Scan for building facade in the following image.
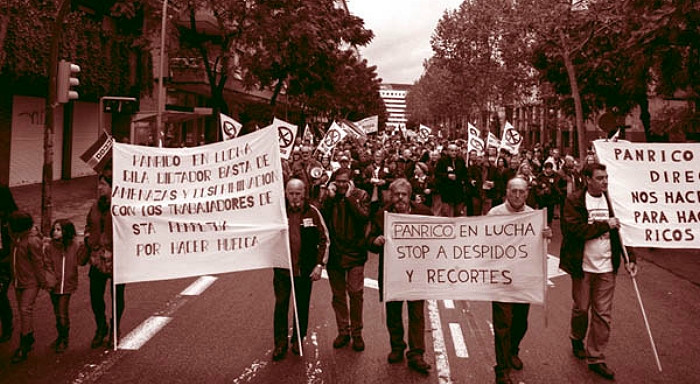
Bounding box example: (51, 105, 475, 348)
(380, 83, 410, 130)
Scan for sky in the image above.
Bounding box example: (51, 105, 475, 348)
(346, 0, 464, 85)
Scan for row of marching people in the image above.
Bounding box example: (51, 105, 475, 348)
(0, 163, 122, 363)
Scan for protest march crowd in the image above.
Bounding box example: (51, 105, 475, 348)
(0, 127, 639, 384)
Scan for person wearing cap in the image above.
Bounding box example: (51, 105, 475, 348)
(535, 161, 562, 225)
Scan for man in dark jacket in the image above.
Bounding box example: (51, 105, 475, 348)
(272, 178, 329, 361)
(434, 143, 466, 217)
(368, 178, 432, 374)
(322, 168, 371, 351)
(559, 162, 638, 381)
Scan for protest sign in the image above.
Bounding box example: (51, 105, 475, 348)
(111, 127, 290, 284)
(418, 124, 432, 141)
(499, 122, 522, 155)
(262, 117, 297, 160)
(383, 211, 547, 303)
(220, 113, 242, 141)
(593, 140, 700, 248)
(354, 115, 379, 134)
(316, 122, 347, 154)
(467, 123, 485, 155)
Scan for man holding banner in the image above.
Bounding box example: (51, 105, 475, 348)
(367, 178, 432, 375)
(559, 163, 638, 381)
(488, 177, 552, 384)
(272, 179, 329, 360)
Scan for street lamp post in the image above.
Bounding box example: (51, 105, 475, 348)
(156, 0, 168, 147)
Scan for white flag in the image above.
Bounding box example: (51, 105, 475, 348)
(419, 124, 432, 141)
(262, 117, 298, 160)
(499, 122, 522, 155)
(317, 122, 348, 154)
(487, 132, 500, 148)
(467, 123, 485, 155)
(220, 113, 242, 141)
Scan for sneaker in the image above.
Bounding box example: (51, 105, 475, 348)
(387, 350, 404, 364)
(589, 362, 615, 380)
(407, 355, 431, 375)
(571, 339, 586, 359)
(333, 334, 351, 349)
(510, 355, 523, 370)
(272, 345, 287, 361)
(351, 336, 365, 352)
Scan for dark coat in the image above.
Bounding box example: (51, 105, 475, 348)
(434, 156, 467, 204)
(559, 189, 635, 278)
(321, 186, 371, 269)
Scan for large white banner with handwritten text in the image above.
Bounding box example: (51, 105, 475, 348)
(112, 128, 290, 284)
(593, 140, 700, 248)
(384, 211, 546, 303)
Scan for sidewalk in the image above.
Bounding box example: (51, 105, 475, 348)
(10, 176, 97, 236)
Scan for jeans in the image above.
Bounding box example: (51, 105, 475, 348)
(386, 300, 426, 358)
(89, 267, 125, 332)
(570, 272, 616, 364)
(492, 301, 530, 371)
(15, 286, 39, 335)
(327, 265, 364, 336)
(50, 293, 71, 330)
(273, 268, 313, 348)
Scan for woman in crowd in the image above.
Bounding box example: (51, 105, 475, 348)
(45, 219, 80, 353)
(410, 162, 433, 207)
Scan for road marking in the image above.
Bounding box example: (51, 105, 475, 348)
(306, 331, 323, 383)
(320, 270, 379, 290)
(443, 300, 455, 309)
(428, 300, 452, 384)
(448, 323, 469, 358)
(119, 316, 172, 350)
(181, 275, 218, 296)
(486, 320, 494, 336)
(232, 358, 269, 384)
(547, 254, 567, 287)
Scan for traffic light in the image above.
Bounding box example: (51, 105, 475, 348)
(57, 59, 80, 103)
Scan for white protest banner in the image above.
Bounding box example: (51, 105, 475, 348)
(467, 123, 485, 155)
(316, 121, 347, 154)
(263, 117, 298, 160)
(111, 127, 290, 284)
(303, 124, 314, 144)
(384, 211, 547, 303)
(220, 113, 242, 141)
(499, 122, 522, 154)
(354, 115, 379, 134)
(593, 140, 700, 248)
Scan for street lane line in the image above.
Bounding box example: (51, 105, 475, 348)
(119, 316, 172, 350)
(443, 300, 455, 309)
(306, 331, 323, 383)
(180, 275, 218, 296)
(428, 300, 452, 384)
(448, 323, 469, 358)
(321, 270, 379, 290)
(232, 358, 269, 384)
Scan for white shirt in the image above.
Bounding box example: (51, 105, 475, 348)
(583, 193, 613, 273)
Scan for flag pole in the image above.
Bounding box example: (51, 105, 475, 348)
(604, 192, 662, 372)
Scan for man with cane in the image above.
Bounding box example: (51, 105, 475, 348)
(559, 162, 638, 380)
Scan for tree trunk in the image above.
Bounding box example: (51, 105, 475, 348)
(559, 29, 586, 158)
(638, 95, 653, 142)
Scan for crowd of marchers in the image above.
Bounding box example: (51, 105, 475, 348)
(277, 131, 636, 383)
(0, 130, 637, 383)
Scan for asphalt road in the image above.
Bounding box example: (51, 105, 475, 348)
(3, 177, 699, 383)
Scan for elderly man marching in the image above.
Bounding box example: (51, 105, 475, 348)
(272, 178, 329, 361)
(367, 178, 433, 374)
(487, 177, 552, 384)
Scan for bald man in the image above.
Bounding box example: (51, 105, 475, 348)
(488, 177, 552, 384)
(272, 178, 329, 361)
